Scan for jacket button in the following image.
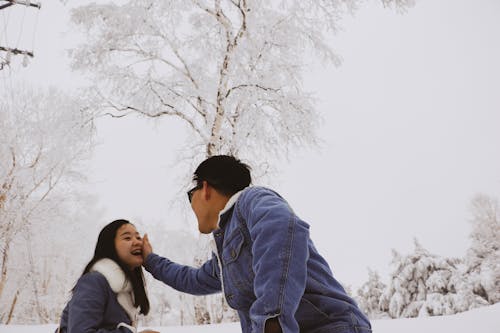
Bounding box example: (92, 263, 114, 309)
(231, 249, 237, 258)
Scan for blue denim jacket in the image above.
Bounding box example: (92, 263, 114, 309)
(145, 186, 371, 333)
(57, 272, 134, 333)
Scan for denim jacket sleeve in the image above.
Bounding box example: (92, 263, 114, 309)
(67, 273, 132, 333)
(144, 253, 221, 295)
(237, 187, 310, 333)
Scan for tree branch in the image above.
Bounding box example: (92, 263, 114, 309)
(147, 82, 207, 140)
(225, 83, 280, 99)
(148, 78, 209, 119)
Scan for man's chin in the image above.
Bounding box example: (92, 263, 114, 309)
(198, 225, 214, 234)
(198, 228, 210, 234)
(198, 220, 216, 234)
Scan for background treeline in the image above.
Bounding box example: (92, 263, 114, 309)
(355, 194, 499, 319)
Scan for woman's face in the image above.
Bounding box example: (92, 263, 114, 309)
(115, 223, 143, 270)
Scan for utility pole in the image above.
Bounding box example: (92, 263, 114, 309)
(0, 0, 42, 70)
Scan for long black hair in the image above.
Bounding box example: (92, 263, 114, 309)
(79, 219, 150, 315)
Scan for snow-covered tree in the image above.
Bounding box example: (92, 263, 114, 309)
(69, 0, 415, 166)
(379, 239, 465, 318)
(0, 84, 98, 323)
(377, 237, 494, 319)
(356, 268, 387, 319)
(465, 194, 500, 304)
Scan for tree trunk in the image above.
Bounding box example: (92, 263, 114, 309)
(5, 289, 19, 324)
(0, 241, 10, 301)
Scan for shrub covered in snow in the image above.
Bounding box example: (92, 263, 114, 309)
(356, 268, 388, 319)
(378, 239, 463, 318)
(465, 194, 500, 305)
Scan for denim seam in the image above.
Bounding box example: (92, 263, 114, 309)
(234, 204, 256, 285)
(300, 297, 331, 320)
(278, 211, 295, 312)
(309, 274, 331, 295)
(223, 227, 242, 244)
(350, 312, 373, 332)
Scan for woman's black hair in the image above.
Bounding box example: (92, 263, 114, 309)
(79, 219, 150, 315)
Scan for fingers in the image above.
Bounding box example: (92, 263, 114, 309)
(142, 233, 153, 260)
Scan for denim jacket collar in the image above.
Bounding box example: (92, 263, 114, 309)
(217, 189, 244, 228)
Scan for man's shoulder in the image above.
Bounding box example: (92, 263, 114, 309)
(239, 186, 278, 198)
(236, 186, 283, 207)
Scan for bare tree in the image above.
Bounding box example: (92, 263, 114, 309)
(0, 84, 97, 323)
(70, 0, 414, 164)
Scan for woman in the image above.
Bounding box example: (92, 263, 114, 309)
(56, 219, 158, 333)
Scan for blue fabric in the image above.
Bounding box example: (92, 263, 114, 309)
(145, 186, 371, 333)
(57, 272, 133, 333)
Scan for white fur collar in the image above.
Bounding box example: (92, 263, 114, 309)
(91, 258, 140, 326)
(91, 258, 130, 293)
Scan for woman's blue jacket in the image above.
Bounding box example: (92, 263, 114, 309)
(57, 260, 136, 333)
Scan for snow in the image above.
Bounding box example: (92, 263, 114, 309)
(1, 303, 499, 333)
(373, 303, 500, 333)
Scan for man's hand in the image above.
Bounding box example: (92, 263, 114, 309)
(142, 233, 153, 261)
(265, 317, 282, 333)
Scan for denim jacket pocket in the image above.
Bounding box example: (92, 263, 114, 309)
(222, 229, 245, 264)
(221, 229, 255, 308)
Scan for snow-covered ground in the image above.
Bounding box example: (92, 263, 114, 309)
(1, 303, 498, 333)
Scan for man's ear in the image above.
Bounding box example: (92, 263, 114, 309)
(202, 180, 211, 200)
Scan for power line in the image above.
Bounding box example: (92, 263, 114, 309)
(0, 1, 41, 11)
(0, 0, 41, 70)
(0, 45, 33, 56)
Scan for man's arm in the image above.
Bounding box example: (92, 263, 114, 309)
(142, 234, 221, 295)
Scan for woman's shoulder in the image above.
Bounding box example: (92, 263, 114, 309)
(75, 259, 130, 294)
(79, 270, 108, 281)
(74, 271, 111, 293)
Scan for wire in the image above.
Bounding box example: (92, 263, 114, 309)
(29, 0, 38, 53)
(0, 59, 14, 102)
(1, 5, 12, 47)
(0, 2, 40, 71)
(0, 9, 11, 70)
(15, 1, 27, 47)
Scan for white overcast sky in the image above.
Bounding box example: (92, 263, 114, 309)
(2, 0, 500, 289)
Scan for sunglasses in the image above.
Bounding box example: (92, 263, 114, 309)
(187, 183, 203, 203)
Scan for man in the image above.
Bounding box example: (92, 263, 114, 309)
(142, 155, 371, 333)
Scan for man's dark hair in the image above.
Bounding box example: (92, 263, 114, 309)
(193, 155, 251, 196)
